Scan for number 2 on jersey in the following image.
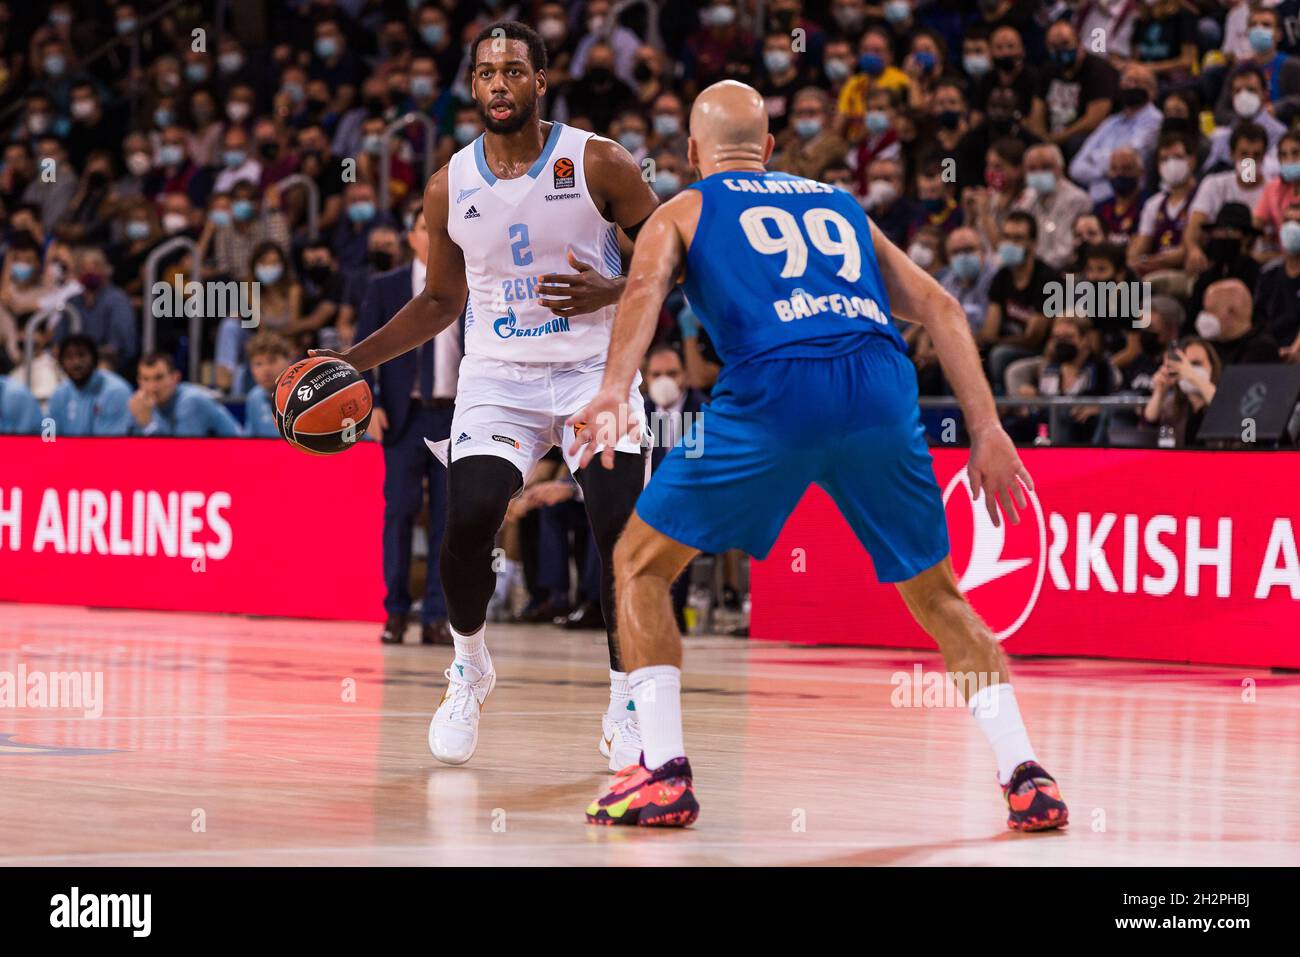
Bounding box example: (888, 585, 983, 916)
(738, 206, 861, 282)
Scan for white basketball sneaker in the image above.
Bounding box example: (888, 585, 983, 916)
(599, 711, 643, 772)
(428, 658, 496, 765)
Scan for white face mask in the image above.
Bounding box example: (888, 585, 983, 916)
(1177, 363, 1210, 395)
(1194, 311, 1222, 340)
(907, 242, 935, 269)
(162, 212, 188, 233)
(227, 101, 251, 123)
(866, 179, 899, 209)
(1159, 156, 1190, 187)
(1233, 90, 1262, 118)
(648, 375, 682, 408)
(126, 151, 152, 176)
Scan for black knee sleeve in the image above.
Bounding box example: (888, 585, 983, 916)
(576, 450, 647, 672)
(439, 455, 523, 634)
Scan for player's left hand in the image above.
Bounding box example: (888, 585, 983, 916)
(566, 386, 635, 471)
(538, 249, 621, 317)
(967, 422, 1033, 528)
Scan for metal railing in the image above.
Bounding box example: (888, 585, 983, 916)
(379, 113, 436, 218)
(141, 236, 201, 378)
(270, 173, 320, 241)
(919, 394, 1151, 445)
(23, 303, 83, 391)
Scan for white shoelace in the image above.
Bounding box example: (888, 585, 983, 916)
(441, 667, 485, 723)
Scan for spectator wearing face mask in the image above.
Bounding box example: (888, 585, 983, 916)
(965, 136, 1025, 253)
(23, 136, 78, 232)
(1141, 336, 1222, 446)
(1253, 201, 1300, 359)
(47, 334, 131, 437)
(332, 182, 396, 272)
(1129, 133, 1198, 290)
(299, 239, 353, 347)
(610, 111, 649, 165)
(1078, 242, 1142, 370)
(913, 158, 961, 234)
(758, 32, 810, 134)
(108, 198, 161, 299)
(647, 92, 689, 159)
(555, 44, 636, 134)
(59, 247, 137, 375)
(939, 226, 997, 336)
(1069, 64, 1163, 203)
(1014, 143, 1092, 270)
(836, 27, 909, 143)
(980, 211, 1062, 392)
(1006, 314, 1117, 446)
(1203, 65, 1286, 178)
(1213, 5, 1300, 125)
(851, 85, 902, 191)
(771, 89, 848, 181)
(861, 155, 917, 248)
(1185, 127, 1268, 276)
(1196, 278, 1280, 365)
(900, 29, 948, 116)
(1188, 203, 1261, 318)
(204, 181, 291, 280)
(975, 26, 1044, 131)
(1034, 19, 1117, 156)
(647, 150, 690, 202)
(65, 82, 117, 173)
(212, 125, 262, 196)
(1253, 130, 1300, 250)
(1094, 147, 1147, 249)
(1122, 294, 1185, 394)
(684, 0, 756, 94)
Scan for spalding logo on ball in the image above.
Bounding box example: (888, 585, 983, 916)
(274, 356, 372, 454)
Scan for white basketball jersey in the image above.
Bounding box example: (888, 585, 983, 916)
(447, 122, 623, 363)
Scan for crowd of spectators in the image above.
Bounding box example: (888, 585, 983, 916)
(1, 0, 1299, 450)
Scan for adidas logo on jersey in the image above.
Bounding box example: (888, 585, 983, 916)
(455, 432, 471, 444)
(463, 205, 480, 220)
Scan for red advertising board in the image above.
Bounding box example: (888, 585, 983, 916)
(0, 437, 386, 621)
(751, 449, 1300, 668)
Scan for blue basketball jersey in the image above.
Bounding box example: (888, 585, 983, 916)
(681, 170, 906, 368)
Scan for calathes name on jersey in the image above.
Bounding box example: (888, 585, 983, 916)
(722, 177, 834, 194)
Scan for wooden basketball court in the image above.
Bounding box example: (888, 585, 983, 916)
(2, 603, 1297, 866)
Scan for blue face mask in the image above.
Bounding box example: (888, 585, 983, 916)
(421, 25, 446, 46)
(1281, 220, 1300, 254)
(884, 1, 910, 24)
(154, 109, 174, 128)
(1281, 161, 1300, 183)
(652, 172, 681, 198)
(858, 53, 884, 77)
(411, 76, 435, 99)
(794, 118, 822, 139)
(315, 37, 339, 59)
(348, 201, 376, 223)
(1249, 26, 1275, 54)
(224, 149, 247, 168)
(10, 261, 35, 282)
(455, 123, 479, 145)
(210, 210, 233, 228)
(362, 134, 383, 155)
(654, 114, 680, 137)
(231, 198, 255, 221)
(159, 144, 184, 166)
(185, 63, 208, 83)
(255, 264, 284, 284)
(1027, 171, 1057, 194)
(116, 19, 137, 35)
(915, 50, 936, 72)
(619, 131, 645, 153)
(865, 111, 890, 135)
(126, 221, 150, 240)
(997, 241, 1026, 268)
(45, 54, 67, 76)
(949, 252, 982, 281)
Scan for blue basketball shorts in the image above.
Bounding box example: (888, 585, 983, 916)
(636, 343, 950, 583)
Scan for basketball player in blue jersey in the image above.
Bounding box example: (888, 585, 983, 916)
(570, 81, 1069, 831)
(312, 22, 659, 771)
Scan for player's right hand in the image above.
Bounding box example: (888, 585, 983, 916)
(566, 387, 634, 471)
(967, 423, 1033, 529)
(308, 348, 351, 364)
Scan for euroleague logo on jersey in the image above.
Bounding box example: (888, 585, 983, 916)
(942, 468, 1046, 640)
(553, 157, 575, 189)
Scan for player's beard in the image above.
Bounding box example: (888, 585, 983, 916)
(478, 94, 536, 135)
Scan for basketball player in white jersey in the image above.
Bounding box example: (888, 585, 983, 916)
(313, 21, 659, 770)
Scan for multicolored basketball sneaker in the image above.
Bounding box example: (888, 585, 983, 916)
(1003, 761, 1068, 831)
(586, 756, 699, 827)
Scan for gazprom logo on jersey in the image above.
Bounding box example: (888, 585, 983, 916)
(775, 288, 889, 325)
(493, 306, 571, 339)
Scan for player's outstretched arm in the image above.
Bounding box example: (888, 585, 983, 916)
(311, 169, 467, 372)
(566, 191, 697, 470)
(871, 221, 1032, 527)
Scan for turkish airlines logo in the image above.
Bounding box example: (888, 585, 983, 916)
(942, 468, 1046, 640)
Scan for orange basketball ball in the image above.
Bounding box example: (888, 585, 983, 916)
(274, 357, 373, 454)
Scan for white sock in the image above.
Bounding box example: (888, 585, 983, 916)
(607, 669, 633, 722)
(630, 665, 685, 769)
(968, 682, 1038, 785)
(450, 623, 492, 676)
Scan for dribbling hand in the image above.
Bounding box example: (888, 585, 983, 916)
(566, 387, 636, 471)
(967, 422, 1033, 528)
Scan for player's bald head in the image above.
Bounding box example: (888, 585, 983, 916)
(687, 80, 774, 176)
